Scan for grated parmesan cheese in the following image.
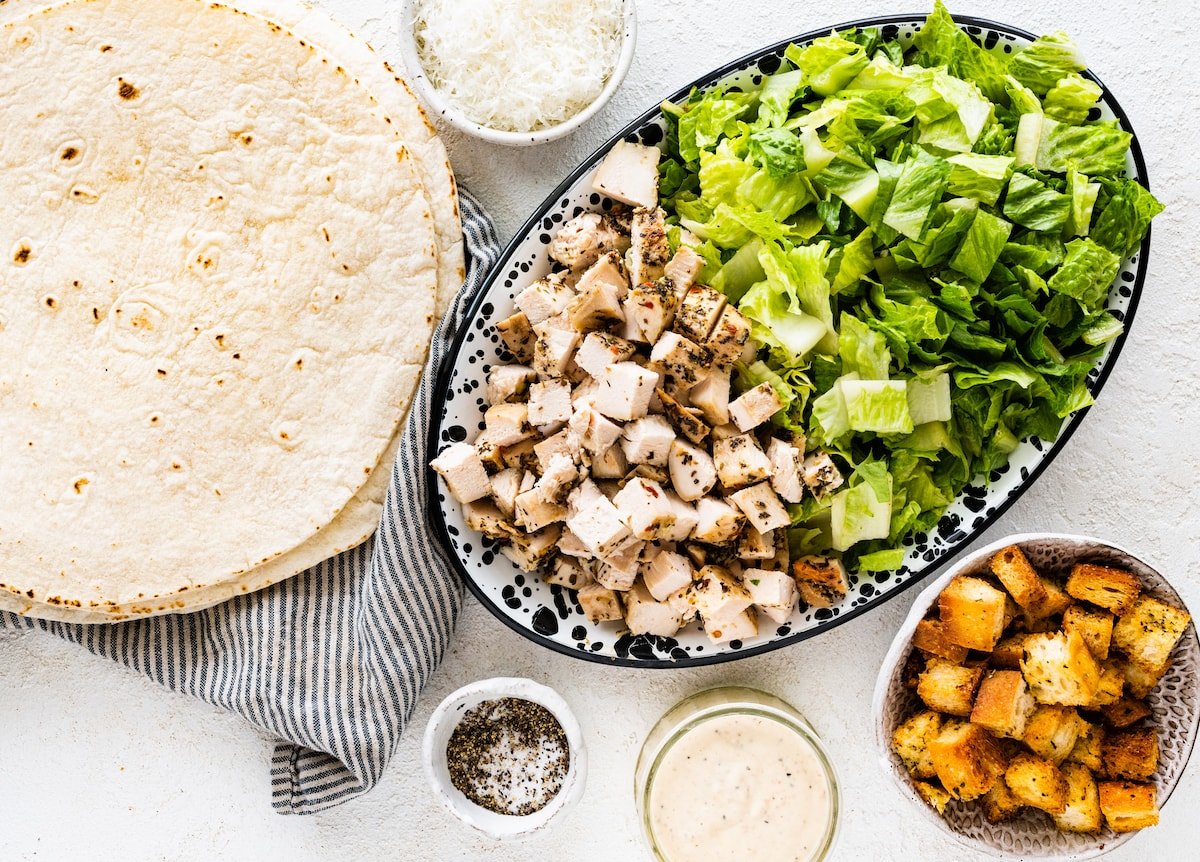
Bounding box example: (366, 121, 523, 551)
(413, 0, 624, 133)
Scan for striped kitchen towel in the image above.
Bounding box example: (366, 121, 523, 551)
(0, 190, 502, 814)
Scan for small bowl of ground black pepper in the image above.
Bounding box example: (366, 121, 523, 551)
(423, 677, 587, 839)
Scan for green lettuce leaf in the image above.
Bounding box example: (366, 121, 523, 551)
(1046, 237, 1120, 305)
(946, 153, 1014, 206)
(912, 0, 1011, 103)
(1035, 117, 1132, 176)
(758, 69, 806, 128)
(950, 209, 1013, 282)
(1090, 177, 1165, 257)
(1009, 31, 1085, 94)
(1065, 167, 1100, 237)
(1043, 73, 1102, 124)
(830, 461, 893, 551)
(842, 379, 914, 433)
(1003, 171, 1070, 232)
(883, 149, 951, 239)
(838, 313, 892, 379)
(787, 34, 870, 96)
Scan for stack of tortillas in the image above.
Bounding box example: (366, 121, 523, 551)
(0, 0, 463, 621)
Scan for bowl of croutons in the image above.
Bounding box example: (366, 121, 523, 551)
(873, 534, 1199, 859)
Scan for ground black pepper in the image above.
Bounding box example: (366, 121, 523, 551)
(445, 697, 569, 816)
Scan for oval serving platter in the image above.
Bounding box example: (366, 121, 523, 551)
(427, 14, 1152, 668)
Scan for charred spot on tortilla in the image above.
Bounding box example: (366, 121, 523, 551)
(116, 78, 139, 100)
(61, 146, 79, 161)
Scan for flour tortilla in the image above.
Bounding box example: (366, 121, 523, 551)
(0, 0, 439, 614)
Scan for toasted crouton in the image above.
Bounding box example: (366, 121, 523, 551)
(1123, 659, 1167, 699)
(1066, 720, 1105, 772)
(990, 545, 1049, 611)
(1063, 605, 1114, 660)
(913, 780, 952, 815)
(991, 633, 1029, 670)
(1102, 697, 1152, 729)
(1066, 563, 1141, 615)
(1029, 578, 1074, 621)
(918, 660, 985, 716)
(1021, 629, 1101, 705)
(1053, 763, 1102, 833)
(892, 710, 944, 779)
(1089, 661, 1125, 708)
(1005, 753, 1069, 814)
(971, 670, 1036, 739)
(939, 576, 1008, 651)
(1112, 595, 1192, 674)
(912, 617, 969, 663)
(1024, 705, 1083, 764)
(982, 776, 1024, 823)
(929, 722, 1009, 801)
(1101, 728, 1159, 780)
(1098, 780, 1159, 832)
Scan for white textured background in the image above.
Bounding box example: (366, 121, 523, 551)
(3, 0, 1199, 859)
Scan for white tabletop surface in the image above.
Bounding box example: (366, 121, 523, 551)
(3, 0, 1199, 858)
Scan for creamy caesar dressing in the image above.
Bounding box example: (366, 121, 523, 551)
(648, 713, 832, 862)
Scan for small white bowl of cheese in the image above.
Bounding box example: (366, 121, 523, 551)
(399, 0, 637, 146)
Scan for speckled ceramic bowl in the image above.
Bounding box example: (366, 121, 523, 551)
(427, 16, 1153, 667)
(873, 534, 1200, 860)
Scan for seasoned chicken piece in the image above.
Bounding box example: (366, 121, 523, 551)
(705, 608, 759, 644)
(485, 364, 537, 406)
(578, 582, 624, 623)
(659, 490, 699, 542)
(802, 452, 845, 498)
(792, 555, 849, 608)
(616, 297, 648, 344)
(549, 211, 629, 271)
(533, 427, 578, 472)
(728, 482, 791, 533)
(738, 527, 776, 561)
(613, 477, 677, 540)
(558, 526, 591, 558)
(644, 549, 696, 601)
(596, 539, 644, 591)
(765, 438, 805, 503)
(656, 387, 710, 444)
(500, 524, 561, 572)
(514, 272, 574, 324)
(665, 246, 706, 294)
(729, 382, 784, 432)
(591, 444, 628, 480)
(575, 331, 637, 377)
(629, 207, 671, 287)
(496, 311, 536, 363)
(568, 278, 624, 332)
(566, 492, 635, 558)
(692, 496, 746, 544)
(649, 331, 711, 392)
(621, 415, 676, 466)
(532, 323, 582, 379)
(568, 404, 623, 457)
(591, 361, 660, 421)
(591, 140, 661, 209)
(567, 478, 606, 515)
(473, 429, 508, 473)
(499, 438, 540, 473)
(744, 568, 798, 625)
(464, 500, 520, 542)
(489, 467, 523, 518)
(575, 250, 630, 298)
(706, 306, 752, 365)
(544, 555, 595, 590)
(713, 433, 772, 490)
(628, 278, 679, 343)
(430, 442, 492, 504)
(624, 580, 684, 637)
(686, 565, 753, 624)
(674, 285, 728, 343)
(668, 438, 718, 502)
(528, 379, 573, 431)
(689, 365, 732, 426)
(483, 403, 532, 447)
(514, 454, 578, 531)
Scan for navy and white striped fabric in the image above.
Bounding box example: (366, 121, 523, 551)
(0, 190, 501, 814)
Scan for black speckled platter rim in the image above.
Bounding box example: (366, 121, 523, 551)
(425, 13, 1153, 669)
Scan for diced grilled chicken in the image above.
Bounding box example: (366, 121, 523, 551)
(729, 382, 784, 432)
(765, 438, 805, 504)
(549, 211, 630, 270)
(689, 365, 732, 426)
(558, 526, 591, 558)
(656, 388, 710, 444)
(674, 285, 728, 343)
(624, 580, 684, 637)
(568, 404, 623, 457)
(532, 323, 582, 379)
(514, 454, 578, 531)
(544, 555, 595, 590)
(575, 250, 630, 299)
(744, 568, 798, 625)
(575, 331, 637, 377)
(430, 442, 492, 504)
(628, 277, 679, 344)
(629, 207, 671, 287)
(464, 500, 520, 542)
(728, 482, 791, 533)
(649, 331, 711, 392)
(802, 452, 845, 498)
(644, 549, 695, 601)
(596, 539, 643, 590)
(665, 246, 705, 294)
(792, 555, 849, 608)
(500, 524, 562, 572)
(590, 443, 629, 479)
(566, 492, 635, 559)
(474, 429, 508, 473)
(499, 438, 540, 473)
(489, 467, 523, 518)
(591, 140, 661, 210)
(704, 607, 759, 644)
(496, 311, 536, 363)
(660, 490, 699, 542)
(514, 272, 574, 324)
(738, 527, 776, 561)
(687, 565, 753, 624)
(668, 438, 718, 502)
(483, 403, 532, 447)
(692, 497, 746, 545)
(707, 305, 752, 365)
(620, 415, 676, 466)
(528, 379, 573, 431)
(485, 364, 537, 406)
(577, 582, 624, 623)
(613, 477, 677, 540)
(533, 427, 577, 473)
(591, 361, 660, 421)
(713, 434, 772, 490)
(615, 297, 648, 343)
(568, 278, 624, 331)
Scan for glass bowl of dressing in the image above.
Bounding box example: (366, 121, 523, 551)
(635, 687, 840, 862)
